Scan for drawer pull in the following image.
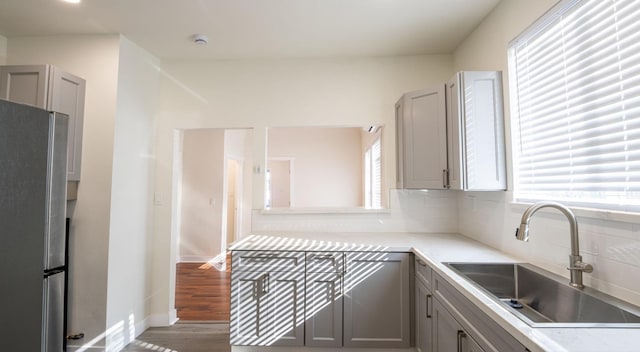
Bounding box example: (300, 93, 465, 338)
(417, 259, 428, 267)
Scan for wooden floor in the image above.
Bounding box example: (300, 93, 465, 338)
(175, 259, 231, 321)
(121, 260, 232, 351)
(121, 323, 231, 352)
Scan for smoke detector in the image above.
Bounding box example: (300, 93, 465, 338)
(192, 34, 209, 45)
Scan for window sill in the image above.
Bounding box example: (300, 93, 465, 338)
(509, 201, 640, 223)
(260, 207, 391, 215)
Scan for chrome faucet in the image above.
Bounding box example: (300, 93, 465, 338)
(515, 201, 593, 289)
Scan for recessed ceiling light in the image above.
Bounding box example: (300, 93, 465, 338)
(62, 0, 81, 4)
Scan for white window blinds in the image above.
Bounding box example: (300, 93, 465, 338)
(510, 0, 640, 211)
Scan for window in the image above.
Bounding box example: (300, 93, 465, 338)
(509, 0, 640, 211)
(364, 137, 382, 209)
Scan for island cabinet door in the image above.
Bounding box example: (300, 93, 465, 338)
(305, 272, 343, 347)
(230, 271, 304, 346)
(343, 252, 411, 348)
(266, 272, 305, 346)
(230, 271, 269, 345)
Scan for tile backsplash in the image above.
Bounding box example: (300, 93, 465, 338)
(252, 189, 458, 233)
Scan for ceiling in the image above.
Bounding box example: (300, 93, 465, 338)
(0, 0, 501, 60)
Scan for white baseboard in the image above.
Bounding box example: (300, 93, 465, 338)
(170, 308, 179, 325)
(147, 309, 179, 327)
(66, 318, 151, 352)
(65, 332, 106, 352)
(135, 317, 149, 338)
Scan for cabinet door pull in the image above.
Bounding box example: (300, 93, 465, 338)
(426, 294, 432, 318)
(262, 273, 270, 295)
(257, 273, 269, 297)
(442, 169, 451, 189)
(326, 281, 335, 301)
(457, 330, 466, 352)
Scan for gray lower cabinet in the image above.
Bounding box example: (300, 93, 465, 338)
(231, 250, 411, 348)
(415, 258, 433, 352)
(230, 251, 305, 346)
(305, 252, 344, 347)
(466, 334, 485, 352)
(433, 298, 485, 352)
(343, 252, 411, 348)
(432, 271, 530, 352)
(305, 272, 343, 347)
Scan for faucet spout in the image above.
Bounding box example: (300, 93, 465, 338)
(515, 201, 593, 289)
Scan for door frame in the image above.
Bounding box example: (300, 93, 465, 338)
(222, 155, 244, 251)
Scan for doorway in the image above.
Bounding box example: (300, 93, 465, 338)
(173, 128, 253, 322)
(267, 158, 293, 208)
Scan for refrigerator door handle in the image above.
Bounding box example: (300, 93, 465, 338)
(44, 113, 68, 270)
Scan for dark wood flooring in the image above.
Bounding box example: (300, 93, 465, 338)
(175, 259, 231, 322)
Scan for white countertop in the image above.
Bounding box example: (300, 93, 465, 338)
(231, 231, 640, 352)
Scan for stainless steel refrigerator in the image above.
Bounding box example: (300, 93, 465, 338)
(0, 99, 68, 352)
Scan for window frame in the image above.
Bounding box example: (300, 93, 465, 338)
(364, 135, 382, 209)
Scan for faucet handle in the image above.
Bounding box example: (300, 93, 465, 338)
(568, 261, 593, 273)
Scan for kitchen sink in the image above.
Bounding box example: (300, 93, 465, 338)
(445, 262, 640, 327)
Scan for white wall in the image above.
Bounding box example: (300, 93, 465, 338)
(105, 36, 160, 351)
(7, 35, 121, 348)
(179, 128, 225, 262)
(0, 35, 6, 64)
(453, 0, 640, 307)
(268, 127, 362, 207)
(150, 55, 457, 323)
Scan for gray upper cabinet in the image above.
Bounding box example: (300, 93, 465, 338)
(396, 85, 448, 189)
(446, 71, 506, 191)
(396, 71, 506, 191)
(343, 252, 411, 348)
(0, 65, 86, 181)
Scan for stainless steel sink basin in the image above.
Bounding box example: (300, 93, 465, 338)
(445, 262, 640, 327)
